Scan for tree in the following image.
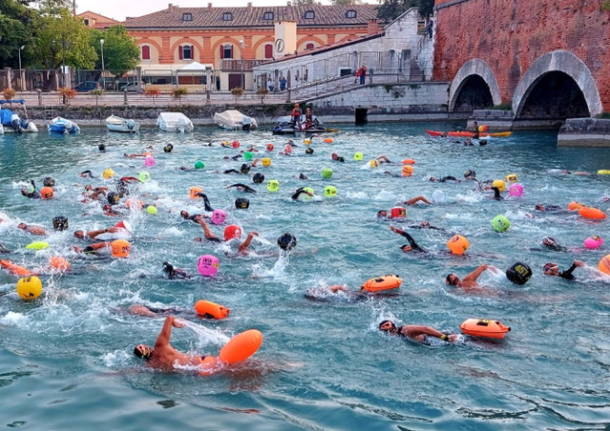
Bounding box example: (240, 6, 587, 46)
(0, 0, 36, 68)
(90, 26, 140, 77)
(30, 9, 97, 70)
(377, 0, 434, 20)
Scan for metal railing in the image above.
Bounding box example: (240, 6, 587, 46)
(221, 59, 270, 72)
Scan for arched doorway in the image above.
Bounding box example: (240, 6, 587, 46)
(452, 75, 494, 112)
(516, 71, 590, 120)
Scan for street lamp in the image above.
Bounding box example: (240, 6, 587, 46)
(100, 38, 105, 90)
(18, 45, 25, 91)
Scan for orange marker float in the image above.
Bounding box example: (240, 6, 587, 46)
(579, 207, 606, 220)
(401, 159, 416, 165)
(460, 318, 510, 339)
(598, 254, 610, 275)
(567, 201, 585, 211)
(0, 259, 33, 277)
(194, 300, 230, 319)
(361, 275, 402, 293)
(198, 329, 264, 376)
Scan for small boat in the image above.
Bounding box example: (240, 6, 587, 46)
(0, 123, 3, 134)
(213, 110, 257, 131)
(272, 115, 331, 135)
(426, 130, 512, 138)
(48, 117, 80, 135)
(106, 115, 140, 133)
(0, 108, 38, 133)
(157, 112, 194, 133)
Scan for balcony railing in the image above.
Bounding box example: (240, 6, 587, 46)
(221, 59, 270, 72)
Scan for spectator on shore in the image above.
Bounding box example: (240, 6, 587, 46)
(279, 75, 287, 91)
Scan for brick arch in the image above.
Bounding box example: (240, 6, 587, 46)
(252, 36, 274, 54)
(513, 50, 603, 117)
(448, 59, 501, 112)
(297, 35, 325, 50)
(336, 34, 358, 44)
(169, 37, 204, 60)
(211, 37, 243, 58)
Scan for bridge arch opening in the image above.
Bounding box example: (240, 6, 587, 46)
(452, 75, 494, 112)
(516, 71, 590, 120)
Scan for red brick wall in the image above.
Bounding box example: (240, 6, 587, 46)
(433, 0, 610, 112)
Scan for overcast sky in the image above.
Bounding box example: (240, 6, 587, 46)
(75, 0, 376, 22)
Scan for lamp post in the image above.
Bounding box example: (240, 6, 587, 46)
(18, 45, 25, 91)
(100, 38, 105, 90)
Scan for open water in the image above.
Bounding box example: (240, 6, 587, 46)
(0, 122, 609, 430)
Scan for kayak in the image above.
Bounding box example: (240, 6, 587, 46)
(426, 130, 512, 138)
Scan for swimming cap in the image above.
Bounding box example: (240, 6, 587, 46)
(111, 239, 131, 258)
(40, 187, 54, 199)
(464, 169, 476, 178)
(211, 209, 227, 225)
(368, 160, 379, 168)
(224, 225, 242, 241)
(43, 177, 56, 187)
(305, 148, 314, 155)
(267, 180, 280, 192)
(505, 173, 518, 183)
(266, 144, 274, 152)
(243, 151, 254, 161)
(283, 144, 293, 154)
(146, 205, 158, 215)
(240, 163, 251, 174)
(492, 179, 506, 192)
(194, 160, 205, 169)
(277, 233, 297, 251)
(323, 185, 337, 198)
(52, 216, 68, 231)
(231, 141, 240, 149)
(189, 186, 203, 199)
(262, 158, 272, 167)
(138, 171, 151, 182)
(235, 198, 250, 209)
(252, 173, 265, 184)
(107, 192, 120, 205)
(98, 144, 106, 152)
(144, 156, 156, 167)
(505, 262, 532, 285)
(324, 138, 334, 143)
(353, 152, 364, 161)
(490, 215, 511, 232)
(163, 144, 174, 153)
(321, 167, 333, 179)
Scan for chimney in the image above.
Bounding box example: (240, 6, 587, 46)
(168, 3, 173, 10)
(287, 1, 291, 6)
(247, 2, 252, 7)
(367, 18, 380, 34)
(208, 2, 212, 8)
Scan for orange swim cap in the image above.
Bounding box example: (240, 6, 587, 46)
(189, 186, 203, 200)
(40, 187, 54, 199)
(49, 256, 71, 271)
(111, 239, 131, 258)
(223, 225, 242, 241)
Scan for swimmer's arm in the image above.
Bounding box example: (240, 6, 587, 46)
(403, 325, 455, 341)
(462, 265, 489, 284)
(329, 285, 348, 293)
(560, 261, 584, 279)
(195, 218, 219, 241)
(238, 232, 258, 254)
(154, 316, 183, 349)
(87, 229, 110, 239)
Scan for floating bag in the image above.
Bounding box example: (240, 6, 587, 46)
(506, 262, 532, 285)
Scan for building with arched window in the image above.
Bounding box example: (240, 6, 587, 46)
(123, 3, 380, 91)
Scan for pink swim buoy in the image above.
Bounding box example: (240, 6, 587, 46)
(508, 183, 524, 197)
(144, 156, 156, 167)
(584, 235, 604, 250)
(197, 255, 220, 277)
(211, 209, 227, 225)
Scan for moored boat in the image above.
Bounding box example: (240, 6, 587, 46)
(48, 117, 80, 135)
(213, 110, 257, 131)
(106, 115, 140, 133)
(157, 112, 194, 133)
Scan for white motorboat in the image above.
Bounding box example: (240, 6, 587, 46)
(106, 115, 140, 133)
(0, 108, 38, 133)
(157, 112, 194, 133)
(213, 110, 257, 131)
(0, 123, 4, 134)
(48, 117, 79, 134)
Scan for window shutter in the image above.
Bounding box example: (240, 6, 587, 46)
(190, 45, 194, 59)
(179, 46, 183, 60)
(228, 45, 233, 59)
(220, 45, 224, 59)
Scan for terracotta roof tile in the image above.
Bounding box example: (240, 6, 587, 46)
(125, 4, 378, 29)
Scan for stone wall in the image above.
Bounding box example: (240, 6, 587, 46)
(434, 0, 610, 113)
(308, 82, 449, 112)
(558, 118, 610, 146)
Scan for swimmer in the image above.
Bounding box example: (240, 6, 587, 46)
(227, 183, 257, 193)
(102, 204, 123, 217)
(74, 226, 123, 240)
(133, 316, 209, 372)
(389, 226, 426, 253)
(534, 204, 565, 212)
(445, 265, 493, 292)
(79, 170, 96, 179)
(304, 284, 368, 302)
(252, 173, 265, 184)
(98, 144, 106, 152)
(180, 210, 206, 224)
(403, 196, 431, 206)
(408, 221, 446, 232)
(378, 320, 458, 344)
(305, 148, 314, 155)
(429, 176, 460, 183)
(163, 144, 174, 153)
(123, 152, 150, 158)
(17, 222, 47, 236)
(376, 155, 392, 164)
(299, 173, 309, 180)
(21, 180, 40, 199)
(291, 187, 314, 201)
(331, 153, 345, 163)
(491, 186, 503, 200)
(193, 192, 214, 212)
(162, 262, 191, 279)
(543, 260, 584, 280)
(81, 185, 108, 203)
(0, 243, 10, 254)
(541, 237, 568, 252)
(224, 164, 251, 175)
(464, 169, 477, 181)
(52, 216, 69, 231)
(127, 304, 183, 317)
(193, 217, 221, 242)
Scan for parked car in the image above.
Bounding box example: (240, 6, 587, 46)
(74, 81, 99, 92)
(120, 83, 144, 94)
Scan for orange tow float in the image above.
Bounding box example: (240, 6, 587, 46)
(361, 275, 402, 293)
(460, 318, 511, 339)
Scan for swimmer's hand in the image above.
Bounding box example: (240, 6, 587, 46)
(574, 260, 585, 267)
(170, 316, 185, 328)
(389, 226, 403, 234)
(447, 334, 459, 342)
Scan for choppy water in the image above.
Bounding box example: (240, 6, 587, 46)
(1, 123, 610, 430)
